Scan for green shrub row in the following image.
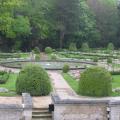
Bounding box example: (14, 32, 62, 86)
(0, 53, 21, 58)
(111, 71, 120, 75)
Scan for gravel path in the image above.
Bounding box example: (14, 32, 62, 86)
(48, 71, 77, 100)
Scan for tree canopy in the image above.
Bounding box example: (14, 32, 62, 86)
(0, 0, 119, 51)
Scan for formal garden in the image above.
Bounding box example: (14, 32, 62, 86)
(0, 43, 119, 98)
(0, 0, 120, 99)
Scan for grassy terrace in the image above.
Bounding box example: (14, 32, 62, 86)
(63, 73, 120, 97)
(0, 73, 18, 96)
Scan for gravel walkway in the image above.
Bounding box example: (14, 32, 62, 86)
(48, 71, 77, 100)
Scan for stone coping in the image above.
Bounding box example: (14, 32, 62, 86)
(0, 59, 96, 70)
(51, 94, 120, 105)
(0, 104, 23, 109)
(22, 93, 32, 109)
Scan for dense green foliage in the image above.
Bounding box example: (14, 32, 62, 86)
(35, 54, 41, 61)
(107, 58, 112, 64)
(51, 54, 57, 60)
(0, 71, 10, 84)
(0, 0, 119, 51)
(63, 64, 70, 73)
(45, 47, 53, 54)
(93, 57, 98, 62)
(34, 47, 40, 54)
(87, 0, 118, 47)
(107, 43, 114, 51)
(69, 43, 77, 51)
(16, 64, 51, 96)
(81, 43, 89, 52)
(79, 67, 112, 97)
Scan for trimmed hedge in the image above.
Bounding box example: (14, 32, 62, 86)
(51, 54, 57, 60)
(0, 71, 10, 84)
(79, 67, 112, 97)
(93, 57, 98, 62)
(35, 54, 40, 61)
(0, 53, 20, 59)
(111, 71, 120, 75)
(69, 43, 77, 51)
(34, 47, 40, 54)
(16, 64, 52, 96)
(63, 64, 70, 73)
(45, 47, 52, 54)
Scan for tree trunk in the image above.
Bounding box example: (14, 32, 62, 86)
(59, 30, 64, 49)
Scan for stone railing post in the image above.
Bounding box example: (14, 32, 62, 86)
(22, 93, 32, 120)
(109, 99, 120, 120)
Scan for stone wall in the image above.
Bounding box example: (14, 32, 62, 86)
(0, 106, 23, 120)
(52, 95, 120, 120)
(54, 104, 108, 120)
(0, 93, 32, 120)
(109, 100, 120, 120)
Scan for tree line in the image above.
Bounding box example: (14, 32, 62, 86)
(0, 0, 119, 52)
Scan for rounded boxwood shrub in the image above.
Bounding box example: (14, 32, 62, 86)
(107, 57, 112, 64)
(69, 42, 77, 51)
(45, 47, 52, 54)
(93, 57, 98, 62)
(16, 64, 52, 96)
(51, 54, 57, 60)
(79, 67, 112, 97)
(34, 47, 40, 54)
(35, 54, 41, 61)
(63, 64, 70, 73)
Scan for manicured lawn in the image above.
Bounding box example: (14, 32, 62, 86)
(112, 75, 120, 88)
(63, 73, 120, 96)
(0, 73, 18, 96)
(20, 53, 29, 58)
(62, 73, 79, 93)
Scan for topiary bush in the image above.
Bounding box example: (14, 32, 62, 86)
(34, 47, 40, 54)
(107, 43, 114, 51)
(93, 57, 98, 62)
(69, 42, 77, 51)
(35, 54, 41, 61)
(79, 67, 112, 97)
(45, 47, 52, 54)
(51, 54, 57, 60)
(107, 57, 112, 64)
(0, 71, 10, 84)
(16, 64, 52, 96)
(81, 42, 89, 52)
(63, 64, 70, 73)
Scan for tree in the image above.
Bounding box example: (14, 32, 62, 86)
(20, 0, 52, 48)
(0, 0, 30, 38)
(117, 2, 120, 47)
(87, 0, 119, 47)
(51, 0, 80, 49)
(0, 0, 31, 51)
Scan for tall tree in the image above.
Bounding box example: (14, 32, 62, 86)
(87, 0, 119, 47)
(51, 0, 80, 49)
(0, 0, 30, 38)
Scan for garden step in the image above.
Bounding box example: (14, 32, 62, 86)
(32, 114, 52, 118)
(32, 107, 52, 120)
(33, 108, 49, 111)
(32, 118, 52, 120)
(33, 110, 50, 114)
